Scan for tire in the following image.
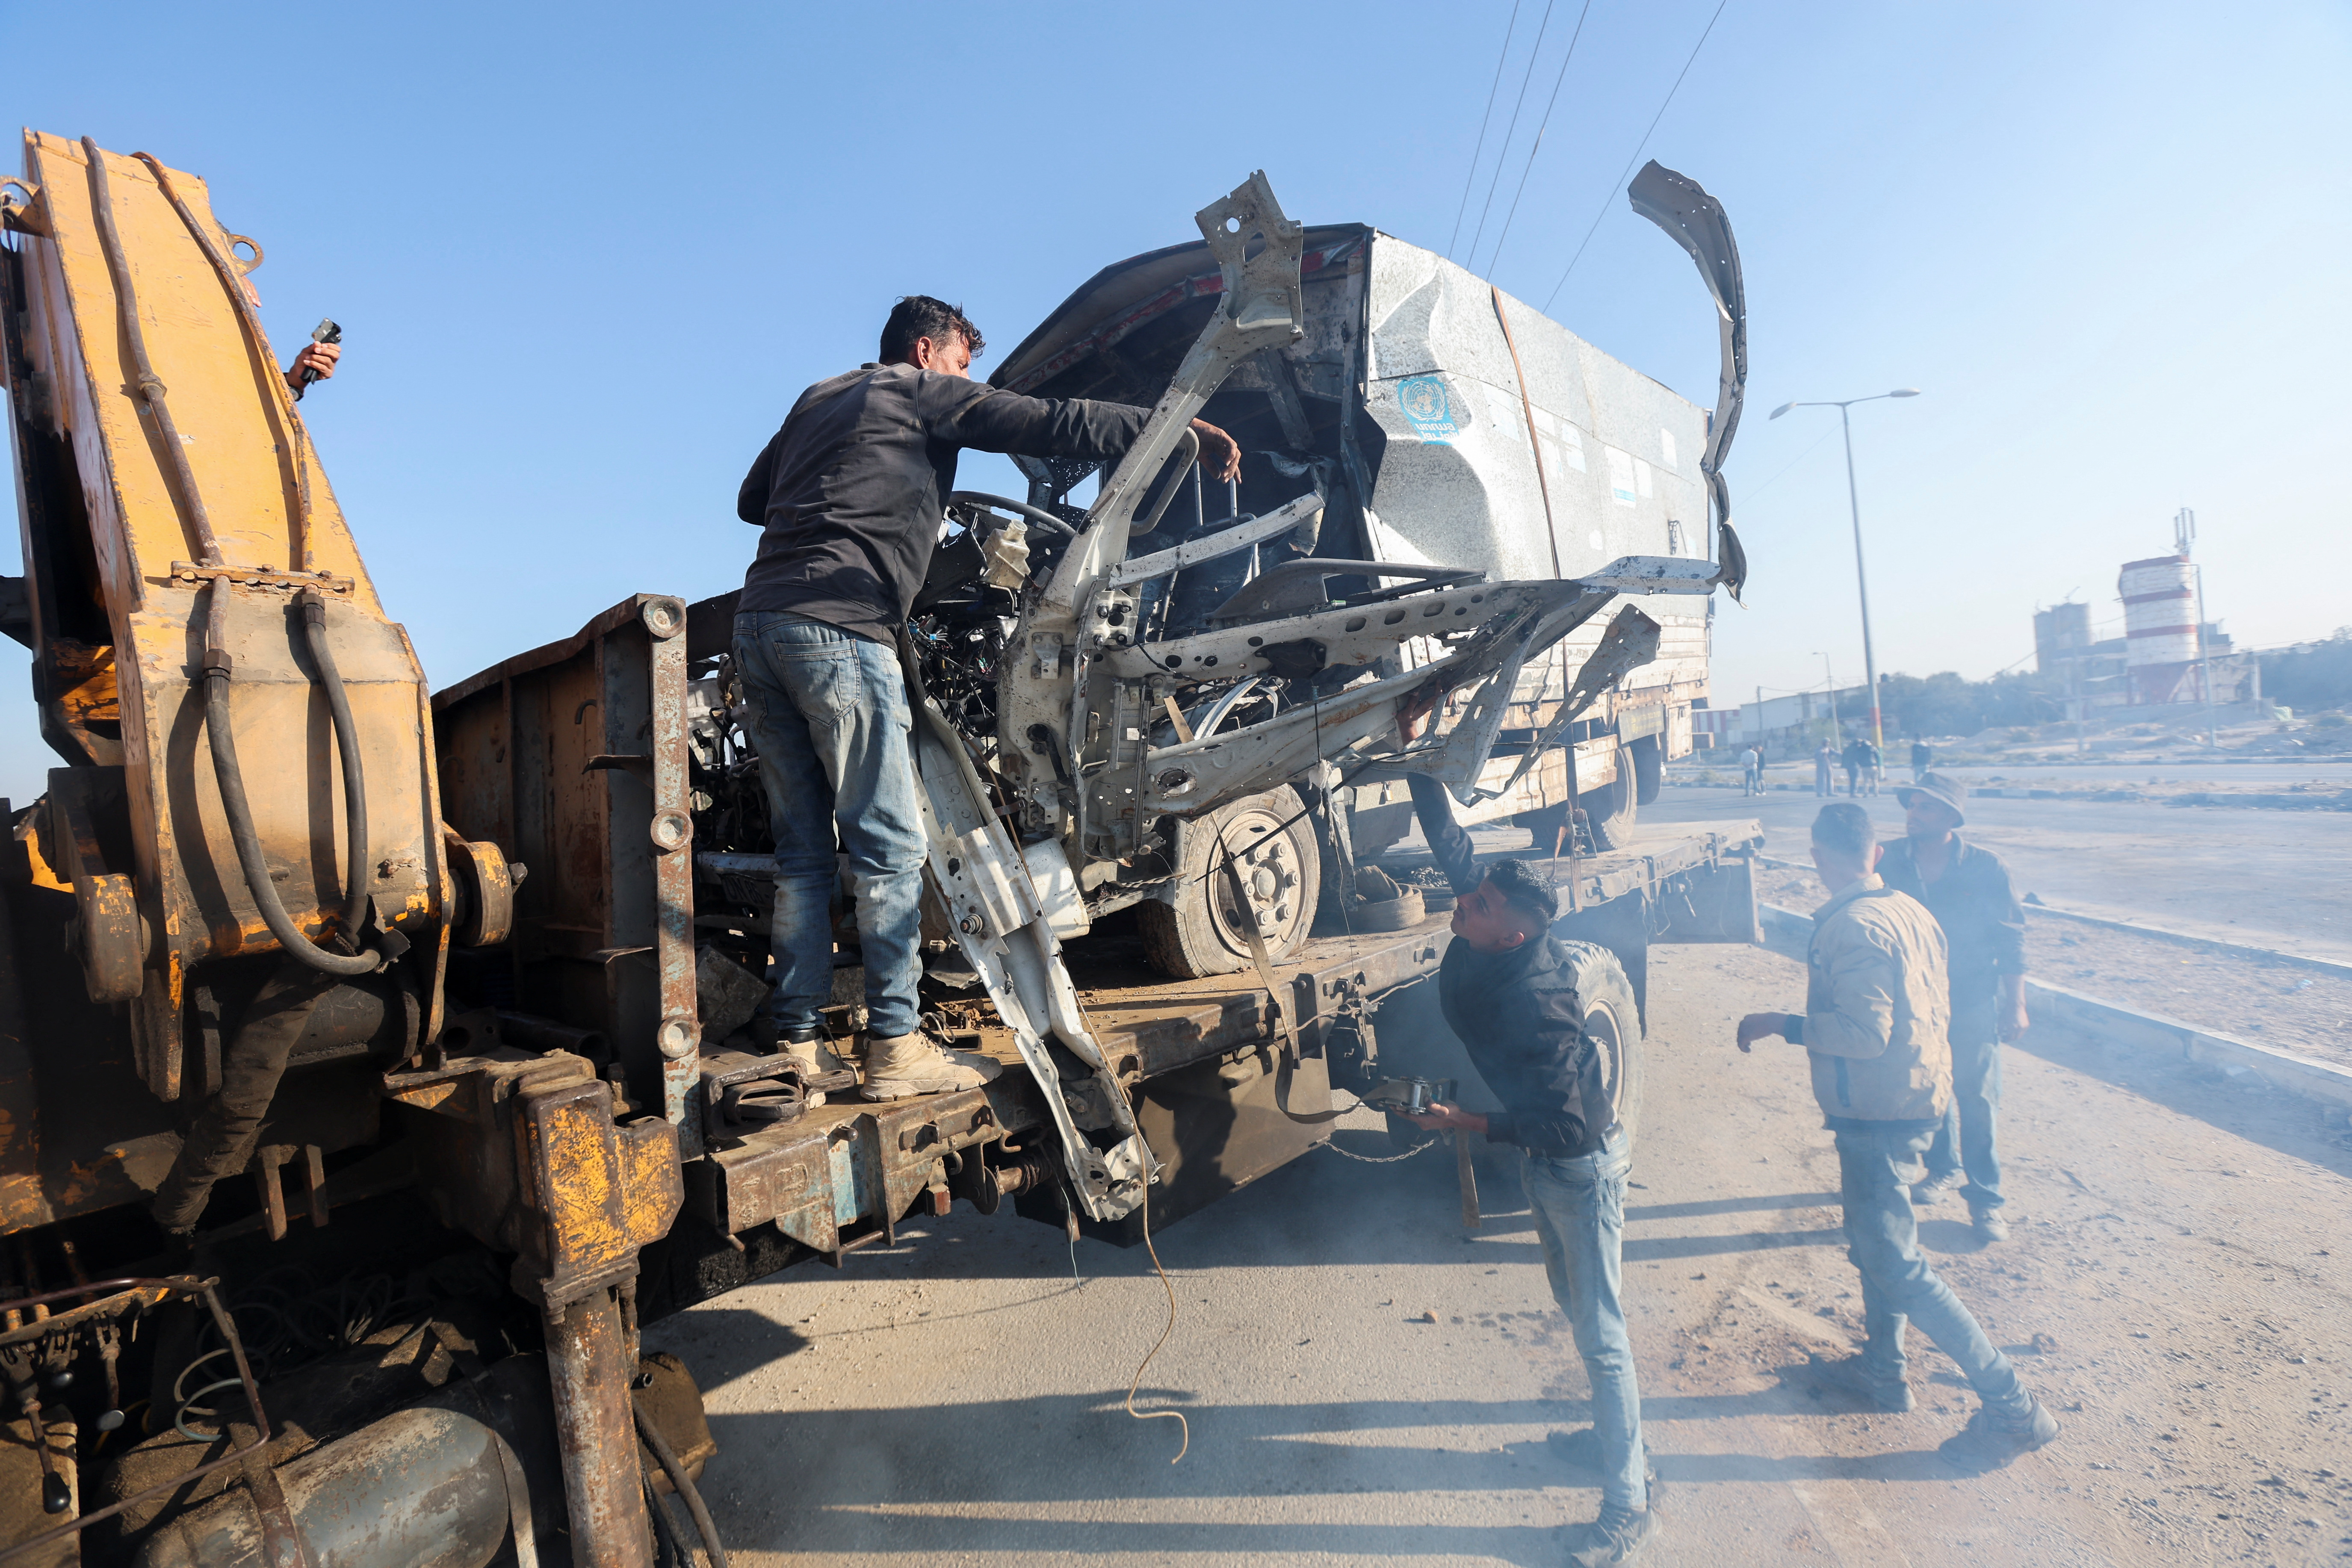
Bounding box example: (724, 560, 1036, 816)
(1138, 788, 1323, 979)
(1629, 733, 1664, 806)
(1557, 941, 1642, 1143)
(1580, 752, 1637, 851)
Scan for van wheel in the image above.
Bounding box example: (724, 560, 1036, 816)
(1138, 788, 1323, 979)
(1558, 942, 1643, 1142)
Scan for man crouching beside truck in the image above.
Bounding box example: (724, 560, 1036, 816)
(1734, 803, 2061, 1464)
(1395, 757, 1656, 1567)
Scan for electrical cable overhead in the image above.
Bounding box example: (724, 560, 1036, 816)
(1480, 0, 1595, 279)
(1463, 0, 1560, 269)
(1541, 0, 1732, 313)
(1447, 0, 1525, 261)
(1741, 426, 1838, 506)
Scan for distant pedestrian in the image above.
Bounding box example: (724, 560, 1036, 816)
(1742, 744, 1763, 797)
(1910, 738, 1933, 782)
(1840, 738, 1862, 797)
(1814, 740, 1837, 797)
(1860, 738, 1883, 797)
(1732, 803, 2060, 1462)
(1879, 771, 2028, 1242)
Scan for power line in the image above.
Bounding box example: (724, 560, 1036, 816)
(1463, 0, 1559, 269)
(1447, 0, 1525, 262)
(1740, 427, 1837, 506)
(1540, 0, 1732, 313)
(1480, 0, 1595, 278)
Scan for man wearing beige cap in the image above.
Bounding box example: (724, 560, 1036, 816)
(1877, 771, 2028, 1242)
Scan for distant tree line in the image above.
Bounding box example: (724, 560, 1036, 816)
(1873, 670, 2062, 739)
(2260, 629, 2352, 713)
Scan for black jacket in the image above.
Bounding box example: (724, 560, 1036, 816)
(1407, 776, 1611, 1157)
(737, 363, 1151, 642)
(1876, 834, 2026, 1002)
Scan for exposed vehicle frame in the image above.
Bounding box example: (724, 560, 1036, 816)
(0, 144, 1757, 1567)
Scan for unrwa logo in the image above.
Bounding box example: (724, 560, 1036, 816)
(1396, 375, 1459, 444)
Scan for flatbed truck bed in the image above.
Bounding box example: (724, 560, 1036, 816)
(640, 819, 1762, 1314)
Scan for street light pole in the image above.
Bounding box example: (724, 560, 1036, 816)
(1771, 389, 1921, 755)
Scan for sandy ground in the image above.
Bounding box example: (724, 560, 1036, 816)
(1749, 864, 2352, 1071)
(643, 940, 2352, 1567)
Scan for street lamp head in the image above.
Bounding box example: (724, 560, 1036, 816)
(1769, 401, 1796, 419)
(1888, 387, 1921, 398)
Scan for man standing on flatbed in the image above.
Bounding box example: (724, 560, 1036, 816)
(733, 295, 1238, 1102)
(1877, 771, 2028, 1241)
(1394, 755, 1656, 1567)
(1734, 803, 2059, 1461)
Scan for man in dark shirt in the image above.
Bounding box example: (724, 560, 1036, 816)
(732, 295, 1238, 1100)
(1840, 738, 1863, 797)
(1876, 772, 2028, 1241)
(1909, 738, 1933, 782)
(1396, 769, 1655, 1568)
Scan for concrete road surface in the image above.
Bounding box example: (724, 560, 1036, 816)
(1645, 784, 2352, 964)
(645, 942, 2352, 1567)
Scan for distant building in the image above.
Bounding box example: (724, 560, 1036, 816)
(2032, 551, 2258, 719)
(2033, 601, 2133, 717)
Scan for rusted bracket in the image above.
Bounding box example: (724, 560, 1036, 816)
(166, 561, 355, 595)
(0, 177, 49, 236)
(46, 773, 145, 1005)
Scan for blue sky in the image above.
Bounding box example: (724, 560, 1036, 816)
(5, 0, 2347, 799)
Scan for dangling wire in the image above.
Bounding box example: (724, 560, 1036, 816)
(1122, 1178, 1189, 1464)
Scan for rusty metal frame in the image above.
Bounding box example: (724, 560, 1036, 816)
(431, 594, 700, 1154)
(0, 1276, 294, 1566)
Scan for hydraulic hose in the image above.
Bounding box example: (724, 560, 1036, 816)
(202, 585, 378, 976)
(298, 590, 371, 942)
(81, 138, 223, 566)
(130, 150, 316, 570)
(633, 1394, 729, 1568)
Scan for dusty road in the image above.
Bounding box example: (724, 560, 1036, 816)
(1647, 785, 2352, 964)
(644, 939, 2352, 1568)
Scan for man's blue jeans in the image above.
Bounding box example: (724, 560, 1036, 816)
(731, 611, 926, 1041)
(1522, 1127, 1646, 1513)
(1835, 1123, 2030, 1418)
(1925, 995, 2004, 1211)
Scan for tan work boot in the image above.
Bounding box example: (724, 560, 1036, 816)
(777, 1028, 849, 1108)
(859, 1032, 1002, 1100)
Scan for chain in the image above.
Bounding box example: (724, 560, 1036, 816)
(1322, 1131, 1440, 1164)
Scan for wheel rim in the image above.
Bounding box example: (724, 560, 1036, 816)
(1585, 999, 1629, 1118)
(1207, 807, 1309, 958)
